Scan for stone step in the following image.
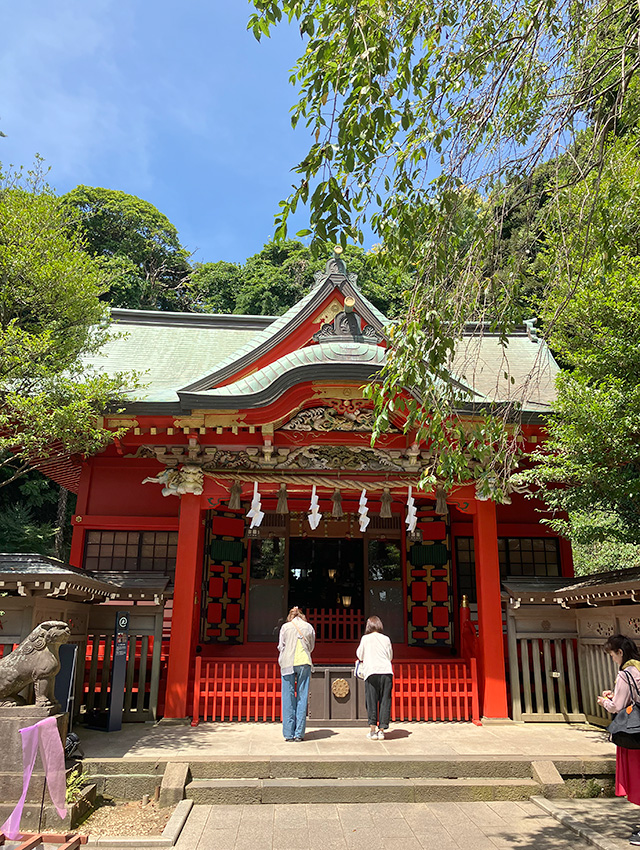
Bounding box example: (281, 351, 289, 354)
(189, 757, 538, 780)
(0, 771, 50, 803)
(185, 776, 541, 804)
(0, 802, 72, 831)
(86, 755, 615, 782)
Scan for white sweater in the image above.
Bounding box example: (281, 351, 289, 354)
(356, 632, 393, 680)
(277, 618, 315, 675)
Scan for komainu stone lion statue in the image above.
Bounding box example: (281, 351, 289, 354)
(0, 620, 71, 710)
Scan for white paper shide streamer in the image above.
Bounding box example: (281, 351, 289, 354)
(358, 488, 370, 532)
(246, 481, 264, 528)
(405, 486, 417, 533)
(307, 484, 322, 530)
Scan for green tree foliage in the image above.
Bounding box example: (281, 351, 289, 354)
(0, 503, 55, 555)
(62, 185, 192, 311)
(0, 165, 135, 491)
(248, 0, 640, 505)
(189, 240, 409, 317)
(190, 261, 243, 314)
(521, 135, 640, 547)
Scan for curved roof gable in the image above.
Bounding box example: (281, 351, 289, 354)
(179, 254, 388, 394)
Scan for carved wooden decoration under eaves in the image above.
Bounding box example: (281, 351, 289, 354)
(280, 405, 396, 433)
(129, 443, 411, 472)
(274, 445, 404, 472)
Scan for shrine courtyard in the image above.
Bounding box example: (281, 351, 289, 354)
(77, 722, 633, 850)
(80, 718, 612, 760)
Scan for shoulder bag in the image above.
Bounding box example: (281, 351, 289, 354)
(607, 669, 640, 749)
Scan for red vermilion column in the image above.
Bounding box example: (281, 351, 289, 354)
(164, 493, 202, 719)
(559, 537, 575, 578)
(69, 463, 92, 568)
(472, 499, 510, 719)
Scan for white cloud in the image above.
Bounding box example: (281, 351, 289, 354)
(0, 0, 152, 189)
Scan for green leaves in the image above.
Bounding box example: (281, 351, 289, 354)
(0, 166, 137, 488)
(62, 185, 192, 311)
(187, 239, 410, 317)
(248, 0, 640, 510)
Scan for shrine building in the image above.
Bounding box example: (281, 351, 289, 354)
(40, 254, 572, 724)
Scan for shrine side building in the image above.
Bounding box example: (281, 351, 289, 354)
(47, 255, 572, 723)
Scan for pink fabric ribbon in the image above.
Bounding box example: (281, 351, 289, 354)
(1, 716, 67, 840)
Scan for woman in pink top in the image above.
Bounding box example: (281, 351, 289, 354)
(597, 634, 640, 845)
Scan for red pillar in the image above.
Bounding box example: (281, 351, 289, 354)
(559, 536, 574, 578)
(473, 499, 509, 719)
(164, 493, 203, 719)
(69, 463, 92, 568)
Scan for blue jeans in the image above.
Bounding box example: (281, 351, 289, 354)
(281, 665, 311, 739)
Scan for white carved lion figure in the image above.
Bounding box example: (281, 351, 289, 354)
(176, 464, 204, 495)
(142, 464, 204, 497)
(0, 620, 71, 709)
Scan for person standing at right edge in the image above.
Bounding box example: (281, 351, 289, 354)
(597, 634, 640, 845)
(356, 616, 393, 740)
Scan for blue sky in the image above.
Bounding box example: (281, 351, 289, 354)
(0, 1, 314, 263)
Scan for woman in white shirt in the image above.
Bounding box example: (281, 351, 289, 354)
(356, 615, 393, 740)
(277, 606, 315, 742)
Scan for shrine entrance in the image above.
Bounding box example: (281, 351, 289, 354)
(247, 530, 404, 645)
(288, 537, 363, 611)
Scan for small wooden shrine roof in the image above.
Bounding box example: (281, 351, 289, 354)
(503, 569, 640, 608)
(0, 554, 170, 603)
(0, 553, 119, 602)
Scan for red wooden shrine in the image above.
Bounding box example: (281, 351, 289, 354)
(42, 253, 572, 723)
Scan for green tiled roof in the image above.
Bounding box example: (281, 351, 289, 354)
(85, 316, 268, 402)
(82, 259, 559, 415)
(211, 342, 386, 398)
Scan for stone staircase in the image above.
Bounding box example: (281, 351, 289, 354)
(82, 755, 616, 806)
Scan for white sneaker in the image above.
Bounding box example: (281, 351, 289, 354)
(366, 731, 377, 740)
(376, 730, 385, 740)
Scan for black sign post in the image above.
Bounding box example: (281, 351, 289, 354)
(107, 610, 130, 732)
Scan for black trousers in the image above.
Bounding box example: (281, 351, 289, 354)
(364, 673, 393, 729)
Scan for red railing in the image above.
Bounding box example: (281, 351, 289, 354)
(191, 656, 480, 725)
(391, 659, 480, 724)
(307, 608, 365, 642)
(191, 658, 281, 725)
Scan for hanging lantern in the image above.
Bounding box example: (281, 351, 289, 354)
(435, 485, 448, 516)
(228, 481, 242, 510)
(358, 489, 370, 532)
(341, 595, 352, 608)
(308, 484, 322, 530)
(405, 486, 417, 533)
(276, 484, 289, 515)
(380, 488, 393, 519)
(246, 482, 264, 529)
(331, 488, 343, 518)
(328, 568, 337, 580)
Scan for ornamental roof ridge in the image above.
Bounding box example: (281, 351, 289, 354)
(178, 251, 390, 395)
(110, 308, 277, 331)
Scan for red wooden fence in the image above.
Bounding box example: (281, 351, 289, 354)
(307, 608, 365, 642)
(191, 657, 480, 725)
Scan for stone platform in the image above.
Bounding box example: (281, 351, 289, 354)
(78, 719, 614, 761)
(74, 721, 617, 807)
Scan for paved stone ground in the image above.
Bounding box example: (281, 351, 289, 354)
(172, 801, 591, 850)
(535, 797, 640, 850)
(79, 720, 613, 760)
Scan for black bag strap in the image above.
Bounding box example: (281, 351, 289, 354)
(621, 668, 640, 705)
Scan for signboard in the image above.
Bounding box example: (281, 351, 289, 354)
(107, 610, 130, 732)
